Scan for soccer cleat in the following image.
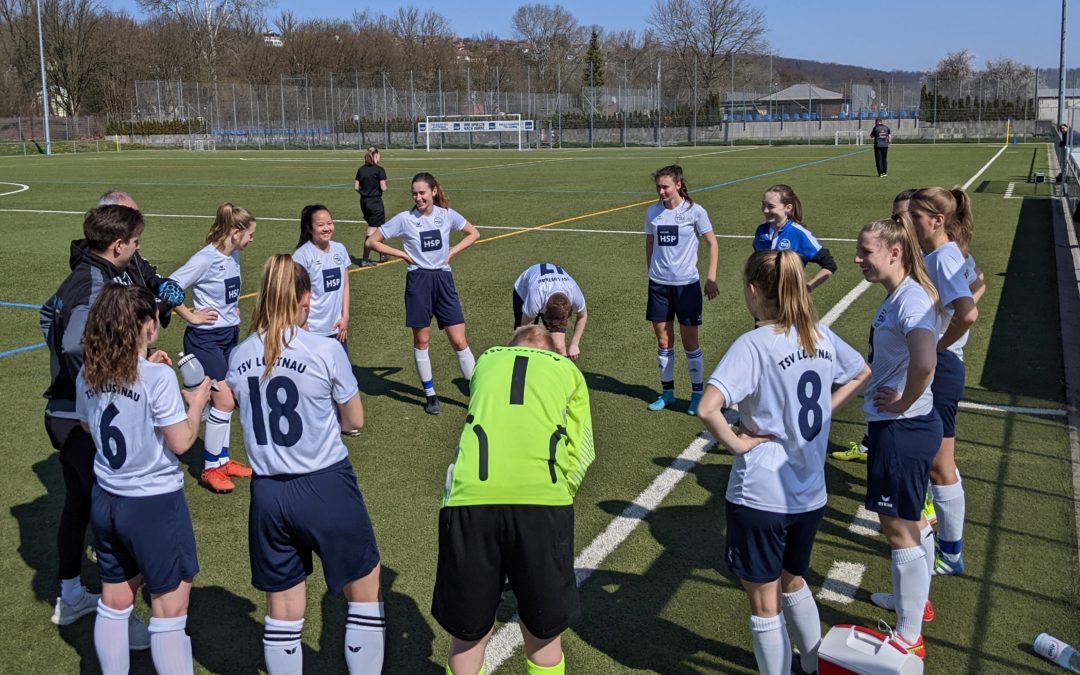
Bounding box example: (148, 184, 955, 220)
(221, 458, 252, 478)
(425, 395, 441, 415)
(129, 614, 151, 651)
(922, 491, 937, 526)
(869, 593, 935, 622)
(200, 466, 235, 493)
(647, 390, 675, 411)
(891, 633, 925, 659)
(687, 392, 703, 416)
(51, 588, 100, 626)
(358, 259, 377, 268)
(341, 428, 362, 437)
(831, 442, 868, 463)
(932, 554, 964, 576)
(378, 254, 390, 263)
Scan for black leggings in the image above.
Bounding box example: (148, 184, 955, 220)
(45, 415, 96, 580)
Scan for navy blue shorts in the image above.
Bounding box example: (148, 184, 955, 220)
(432, 505, 577, 641)
(183, 325, 239, 381)
(724, 501, 825, 583)
(931, 350, 965, 438)
(405, 269, 465, 330)
(91, 485, 199, 594)
(866, 413, 943, 521)
(646, 280, 702, 326)
(248, 459, 380, 593)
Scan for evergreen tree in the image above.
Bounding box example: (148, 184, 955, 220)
(584, 28, 605, 88)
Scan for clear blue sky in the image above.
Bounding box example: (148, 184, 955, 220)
(104, 0, 1074, 73)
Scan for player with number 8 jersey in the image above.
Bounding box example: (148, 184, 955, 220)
(433, 326, 594, 675)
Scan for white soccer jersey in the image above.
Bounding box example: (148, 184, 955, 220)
(513, 263, 586, 319)
(949, 254, 978, 359)
(924, 241, 972, 345)
(380, 206, 467, 271)
(170, 244, 243, 329)
(292, 241, 351, 337)
(76, 360, 188, 497)
(226, 328, 359, 476)
(864, 277, 939, 422)
(708, 324, 865, 513)
(644, 200, 713, 285)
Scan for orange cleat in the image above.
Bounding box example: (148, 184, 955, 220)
(221, 458, 252, 478)
(892, 633, 926, 659)
(200, 466, 234, 493)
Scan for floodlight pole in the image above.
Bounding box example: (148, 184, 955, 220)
(35, 0, 51, 155)
(1058, 0, 1068, 127)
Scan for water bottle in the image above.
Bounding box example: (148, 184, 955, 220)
(177, 353, 218, 391)
(1034, 633, 1080, 674)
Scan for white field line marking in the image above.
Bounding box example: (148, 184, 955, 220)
(485, 432, 717, 672)
(0, 182, 29, 197)
(1004, 182, 1016, 199)
(474, 225, 858, 242)
(958, 401, 1067, 417)
(848, 506, 882, 537)
(817, 562, 867, 605)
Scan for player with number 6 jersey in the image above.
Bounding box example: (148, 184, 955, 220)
(433, 325, 594, 675)
(643, 165, 719, 416)
(366, 172, 481, 415)
(697, 250, 869, 675)
(76, 284, 212, 675)
(224, 255, 384, 675)
(169, 202, 257, 493)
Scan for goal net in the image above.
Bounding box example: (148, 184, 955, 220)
(834, 130, 864, 146)
(182, 139, 216, 151)
(420, 115, 534, 151)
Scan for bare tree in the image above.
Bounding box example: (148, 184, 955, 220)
(511, 3, 584, 87)
(983, 57, 1034, 100)
(135, 0, 273, 80)
(388, 6, 454, 78)
(934, 49, 975, 97)
(648, 0, 766, 95)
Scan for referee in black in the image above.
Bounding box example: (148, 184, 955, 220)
(354, 146, 388, 266)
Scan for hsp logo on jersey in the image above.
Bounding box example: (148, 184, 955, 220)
(657, 225, 678, 247)
(872, 308, 888, 329)
(224, 276, 241, 304)
(420, 230, 443, 251)
(323, 268, 342, 293)
(778, 238, 792, 251)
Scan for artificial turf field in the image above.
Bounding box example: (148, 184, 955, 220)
(0, 142, 1077, 674)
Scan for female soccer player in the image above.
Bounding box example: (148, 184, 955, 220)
(908, 187, 978, 577)
(644, 165, 719, 416)
(354, 146, 388, 266)
(855, 215, 942, 658)
(224, 256, 384, 675)
(366, 172, 480, 415)
(512, 262, 588, 360)
(170, 202, 256, 494)
(77, 284, 211, 675)
(292, 204, 352, 350)
(697, 250, 869, 675)
(753, 184, 836, 291)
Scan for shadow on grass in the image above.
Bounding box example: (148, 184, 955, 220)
(353, 364, 467, 411)
(582, 370, 666, 407)
(979, 196, 1065, 402)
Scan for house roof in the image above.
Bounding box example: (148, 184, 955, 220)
(759, 84, 843, 102)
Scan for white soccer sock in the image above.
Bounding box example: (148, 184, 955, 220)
(781, 583, 821, 674)
(149, 615, 193, 675)
(890, 546, 929, 644)
(921, 523, 936, 578)
(203, 407, 232, 469)
(60, 577, 84, 606)
(414, 348, 436, 396)
(657, 348, 675, 387)
(263, 616, 304, 675)
(344, 601, 386, 674)
(455, 348, 476, 382)
(686, 348, 704, 393)
(931, 473, 965, 559)
(749, 613, 791, 675)
(94, 601, 131, 675)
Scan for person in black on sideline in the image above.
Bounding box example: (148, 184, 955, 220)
(354, 146, 389, 267)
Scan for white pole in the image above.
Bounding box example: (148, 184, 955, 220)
(35, 0, 51, 155)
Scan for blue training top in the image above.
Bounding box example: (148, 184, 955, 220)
(752, 220, 824, 266)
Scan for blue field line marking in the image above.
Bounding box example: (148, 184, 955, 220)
(0, 342, 45, 359)
(0, 301, 41, 310)
(692, 148, 869, 194)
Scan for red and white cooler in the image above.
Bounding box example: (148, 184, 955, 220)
(817, 624, 924, 675)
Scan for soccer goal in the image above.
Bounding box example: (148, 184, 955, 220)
(182, 139, 216, 151)
(419, 115, 534, 151)
(834, 130, 864, 146)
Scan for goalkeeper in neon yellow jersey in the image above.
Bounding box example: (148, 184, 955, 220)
(432, 325, 595, 675)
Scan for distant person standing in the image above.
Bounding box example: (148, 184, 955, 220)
(871, 118, 892, 178)
(354, 147, 388, 267)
